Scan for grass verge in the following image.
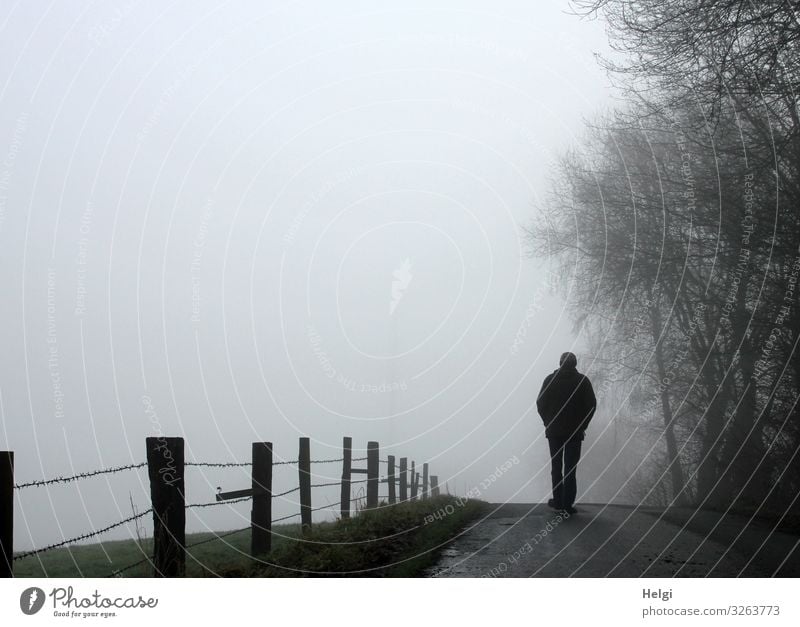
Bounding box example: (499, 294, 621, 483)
(12, 496, 487, 578)
(13, 524, 302, 578)
(228, 496, 489, 577)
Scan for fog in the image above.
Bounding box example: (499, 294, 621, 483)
(0, 1, 619, 550)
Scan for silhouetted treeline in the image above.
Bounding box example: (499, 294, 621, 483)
(530, 0, 799, 516)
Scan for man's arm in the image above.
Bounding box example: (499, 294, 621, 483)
(537, 374, 554, 424)
(580, 377, 597, 432)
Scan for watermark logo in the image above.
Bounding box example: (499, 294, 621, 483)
(19, 586, 159, 618)
(20, 587, 45, 615)
(390, 258, 413, 315)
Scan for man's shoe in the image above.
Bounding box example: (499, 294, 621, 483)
(547, 498, 562, 510)
(562, 505, 578, 515)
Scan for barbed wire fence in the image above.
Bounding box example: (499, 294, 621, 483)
(0, 438, 440, 578)
(106, 492, 376, 578)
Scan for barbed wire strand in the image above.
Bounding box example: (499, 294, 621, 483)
(271, 512, 300, 523)
(14, 463, 148, 490)
(18, 451, 399, 569)
(185, 526, 250, 550)
(185, 462, 251, 468)
(185, 456, 364, 468)
(14, 509, 153, 561)
(309, 480, 341, 489)
(108, 556, 153, 577)
(186, 479, 373, 510)
(108, 492, 399, 576)
(185, 497, 250, 509)
(14, 456, 379, 490)
(273, 486, 301, 498)
(109, 527, 250, 577)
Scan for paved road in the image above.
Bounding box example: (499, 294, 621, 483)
(427, 503, 800, 577)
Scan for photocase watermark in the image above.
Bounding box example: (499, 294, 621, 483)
(449, 98, 546, 155)
(475, 455, 521, 493)
(424, 455, 520, 524)
(47, 268, 65, 420)
(741, 172, 756, 245)
(190, 197, 214, 324)
(751, 243, 800, 381)
(74, 201, 93, 317)
(142, 395, 178, 485)
(671, 117, 698, 218)
(86, 1, 138, 47)
(137, 59, 201, 144)
(398, 31, 530, 64)
(0, 111, 27, 232)
(595, 296, 655, 401)
(631, 300, 707, 427)
(595, 290, 706, 425)
(721, 171, 755, 321)
(655, 304, 706, 393)
(283, 167, 364, 247)
(510, 270, 559, 355)
(307, 324, 407, 393)
(390, 258, 413, 315)
(424, 495, 471, 524)
(483, 509, 571, 577)
(20, 585, 158, 618)
(20, 587, 45, 615)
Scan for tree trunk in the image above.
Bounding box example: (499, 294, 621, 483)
(649, 303, 688, 505)
(695, 359, 727, 507)
(712, 336, 766, 509)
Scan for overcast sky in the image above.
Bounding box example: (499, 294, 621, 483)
(0, 1, 621, 550)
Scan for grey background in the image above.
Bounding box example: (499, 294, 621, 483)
(0, 0, 618, 549)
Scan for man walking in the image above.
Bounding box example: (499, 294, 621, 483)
(536, 352, 596, 514)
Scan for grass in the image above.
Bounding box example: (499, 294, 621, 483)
(12, 496, 487, 578)
(225, 496, 490, 577)
(13, 524, 304, 578)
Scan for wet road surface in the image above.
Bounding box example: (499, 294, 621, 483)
(427, 503, 799, 577)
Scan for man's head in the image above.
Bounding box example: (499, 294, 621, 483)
(559, 352, 577, 369)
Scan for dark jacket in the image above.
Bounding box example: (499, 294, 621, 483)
(537, 365, 596, 439)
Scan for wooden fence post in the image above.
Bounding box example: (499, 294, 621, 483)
(340, 436, 352, 519)
(399, 457, 408, 502)
(251, 442, 272, 556)
(0, 451, 12, 578)
(366, 441, 379, 509)
(410, 461, 417, 500)
(299, 437, 311, 532)
(422, 463, 429, 500)
(430, 475, 440, 497)
(146, 437, 185, 577)
(387, 455, 396, 504)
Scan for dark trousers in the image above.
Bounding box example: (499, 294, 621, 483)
(548, 436, 582, 508)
